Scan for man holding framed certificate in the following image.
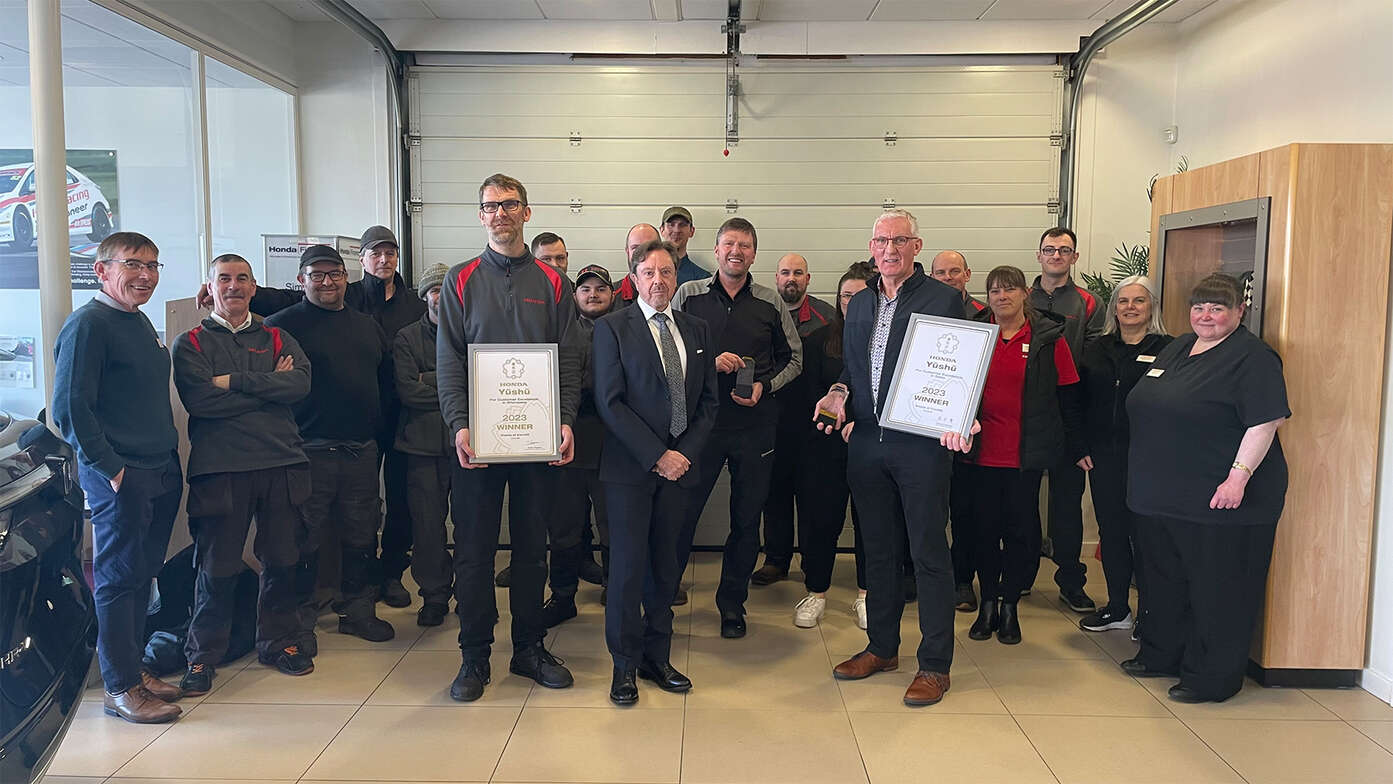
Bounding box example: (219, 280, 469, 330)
(436, 173, 583, 703)
(813, 209, 979, 708)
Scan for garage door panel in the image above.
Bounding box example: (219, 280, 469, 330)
(420, 114, 1055, 140)
(420, 160, 1052, 188)
(420, 203, 1052, 230)
(421, 181, 1051, 206)
(421, 137, 1051, 163)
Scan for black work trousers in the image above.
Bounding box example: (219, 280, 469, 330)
(848, 430, 955, 673)
(760, 426, 801, 569)
(1045, 459, 1088, 592)
(967, 464, 1044, 601)
(299, 443, 381, 627)
(793, 440, 853, 594)
(406, 454, 454, 606)
(80, 457, 182, 694)
(377, 446, 412, 581)
(680, 423, 777, 618)
(1135, 514, 1277, 700)
(1088, 449, 1140, 613)
(453, 462, 554, 660)
(185, 465, 308, 664)
(604, 475, 687, 671)
(549, 465, 608, 598)
(948, 464, 976, 587)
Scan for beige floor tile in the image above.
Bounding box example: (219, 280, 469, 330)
(42, 776, 110, 784)
(850, 713, 1055, 784)
(305, 705, 519, 781)
(113, 703, 355, 779)
(685, 621, 846, 711)
(46, 701, 173, 777)
(367, 649, 534, 706)
(207, 650, 404, 704)
(1016, 715, 1243, 784)
(1081, 626, 1140, 663)
(1352, 721, 1393, 753)
(836, 660, 1008, 714)
(1187, 718, 1393, 784)
(1303, 688, 1393, 721)
(522, 640, 689, 709)
(959, 612, 1110, 662)
(683, 709, 868, 784)
(110, 779, 295, 784)
(492, 707, 682, 783)
(1138, 678, 1339, 721)
(978, 658, 1170, 717)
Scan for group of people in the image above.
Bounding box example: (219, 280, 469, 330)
(51, 171, 1290, 724)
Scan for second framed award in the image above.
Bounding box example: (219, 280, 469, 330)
(468, 343, 561, 463)
(878, 315, 999, 440)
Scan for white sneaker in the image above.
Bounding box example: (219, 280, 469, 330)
(793, 594, 826, 628)
(851, 595, 868, 630)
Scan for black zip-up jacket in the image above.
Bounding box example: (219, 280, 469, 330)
(393, 313, 452, 457)
(1078, 331, 1174, 457)
(839, 265, 964, 442)
(672, 274, 802, 430)
(968, 308, 1085, 470)
(568, 314, 603, 470)
(172, 316, 311, 478)
(436, 246, 582, 435)
(1029, 275, 1103, 360)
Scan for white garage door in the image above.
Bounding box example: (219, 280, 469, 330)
(409, 61, 1063, 549)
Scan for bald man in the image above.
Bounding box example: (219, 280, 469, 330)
(930, 250, 986, 314)
(614, 223, 662, 309)
(752, 252, 839, 586)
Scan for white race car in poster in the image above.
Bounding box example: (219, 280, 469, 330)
(0, 163, 116, 250)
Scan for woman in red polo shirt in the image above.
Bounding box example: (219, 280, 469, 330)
(964, 265, 1083, 644)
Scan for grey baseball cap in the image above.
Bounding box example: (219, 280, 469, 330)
(360, 225, 399, 252)
(299, 244, 345, 269)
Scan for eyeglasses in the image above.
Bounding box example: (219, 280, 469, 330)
(103, 259, 163, 273)
(870, 236, 917, 249)
(306, 270, 347, 283)
(1039, 246, 1077, 257)
(480, 200, 525, 214)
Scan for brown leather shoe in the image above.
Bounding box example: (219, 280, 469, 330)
(141, 670, 183, 702)
(903, 670, 951, 706)
(832, 650, 898, 680)
(104, 685, 182, 724)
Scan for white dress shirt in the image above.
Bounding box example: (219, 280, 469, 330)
(636, 295, 688, 374)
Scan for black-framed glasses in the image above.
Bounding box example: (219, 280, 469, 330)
(103, 259, 164, 273)
(306, 270, 347, 283)
(870, 235, 916, 249)
(480, 199, 525, 214)
(1039, 246, 1077, 257)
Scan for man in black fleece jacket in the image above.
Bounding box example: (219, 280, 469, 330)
(436, 173, 582, 702)
(265, 245, 397, 646)
(172, 254, 314, 694)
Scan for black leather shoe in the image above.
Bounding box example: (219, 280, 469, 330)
(494, 566, 512, 588)
(638, 658, 692, 692)
(671, 588, 688, 607)
(996, 601, 1021, 645)
(1167, 684, 1213, 703)
(954, 583, 978, 613)
(510, 644, 574, 689)
(541, 595, 578, 628)
(1059, 587, 1096, 613)
(450, 658, 491, 702)
(417, 602, 449, 627)
(380, 578, 411, 608)
(1121, 658, 1179, 678)
(610, 667, 638, 705)
(750, 562, 788, 586)
(720, 613, 747, 639)
(968, 599, 999, 641)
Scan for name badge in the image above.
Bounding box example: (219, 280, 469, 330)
(1137, 355, 1156, 363)
(1021, 343, 1030, 354)
(1146, 368, 1165, 377)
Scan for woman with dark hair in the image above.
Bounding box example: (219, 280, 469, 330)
(1122, 273, 1289, 703)
(1075, 275, 1172, 638)
(964, 265, 1083, 644)
(792, 263, 874, 629)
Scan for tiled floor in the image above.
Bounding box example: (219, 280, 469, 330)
(49, 553, 1393, 784)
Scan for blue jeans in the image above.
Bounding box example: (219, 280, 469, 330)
(79, 456, 182, 693)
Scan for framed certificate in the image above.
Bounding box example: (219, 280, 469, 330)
(878, 315, 999, 440)
(468, 343, 561, 463)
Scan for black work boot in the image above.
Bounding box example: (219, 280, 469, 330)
(968, 598, 999, 641)
(339, 548, 395, 642)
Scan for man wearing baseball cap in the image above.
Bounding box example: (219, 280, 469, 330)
(542, 263, 616, 626)
(265, 245, 398, 646)
(660, 206, 710, 285)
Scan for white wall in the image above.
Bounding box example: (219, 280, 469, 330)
(120, 0, 299, 87)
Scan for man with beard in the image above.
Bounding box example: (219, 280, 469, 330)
(436, 173, 582, 702)
(393, 263, 455, 627)
(265, 246, 397, 646)
(671, 217, 801, 635)
(532, 232, 570, 274)
(752, 253, 838, 587)
(542, 263, 616, 626)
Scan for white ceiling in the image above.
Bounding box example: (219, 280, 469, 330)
(266, 0, 1221, 23)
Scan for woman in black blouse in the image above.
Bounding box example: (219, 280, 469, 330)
(1075, 276, 1172, 637)
(1122, 273, 1289, 703)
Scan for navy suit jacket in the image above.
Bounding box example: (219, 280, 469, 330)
(592, 302, 718, 487)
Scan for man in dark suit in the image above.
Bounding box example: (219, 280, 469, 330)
(592, 239, 718, 705)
